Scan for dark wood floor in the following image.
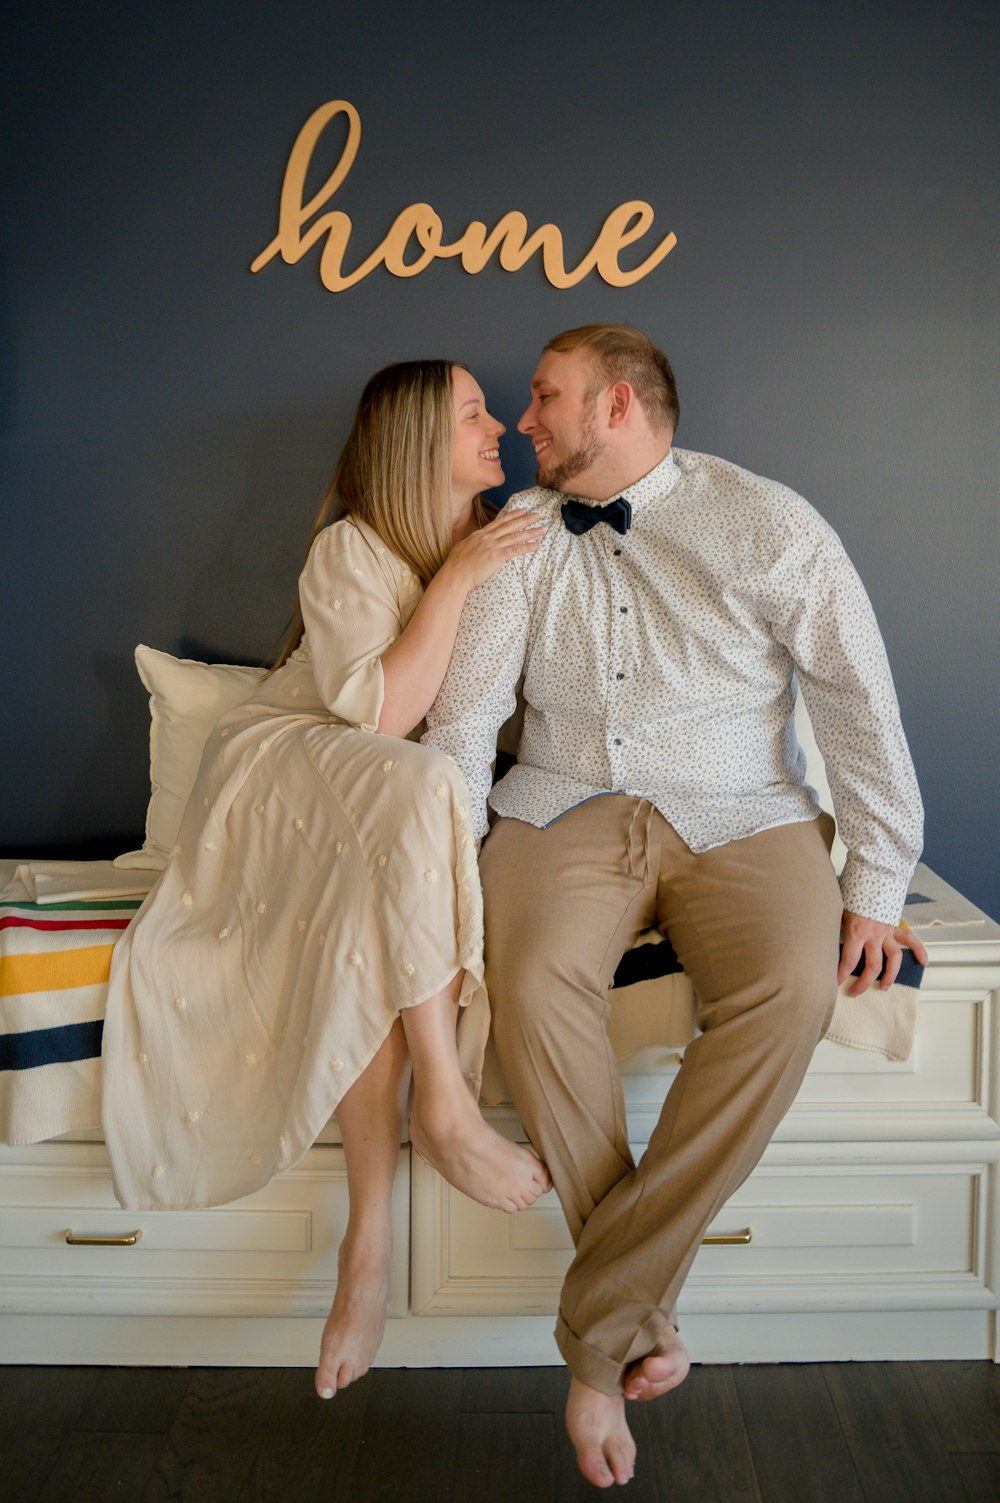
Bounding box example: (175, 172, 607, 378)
(2, 1361, 998, 1502)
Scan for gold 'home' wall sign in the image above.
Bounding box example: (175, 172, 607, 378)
(251, 100, 677, 293)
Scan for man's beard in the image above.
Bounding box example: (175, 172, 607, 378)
(537, 407, 605, 493)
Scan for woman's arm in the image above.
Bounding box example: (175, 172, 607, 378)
(377, 510, 542, 737)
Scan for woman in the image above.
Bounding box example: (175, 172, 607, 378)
(101, 360, 549, 1397)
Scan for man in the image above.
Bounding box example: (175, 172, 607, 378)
(424, 324, 926, 1488)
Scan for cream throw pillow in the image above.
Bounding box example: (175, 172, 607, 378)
(114, 645, 265, 871)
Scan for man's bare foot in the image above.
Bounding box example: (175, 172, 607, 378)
(622, 1327, 691, 1401)
(315, 1231, 391, 1399)
(565, 1376, 636, 1488)
(409, 1091, 551, 1213)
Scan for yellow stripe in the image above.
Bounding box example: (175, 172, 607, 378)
(0, 945, 114, 997)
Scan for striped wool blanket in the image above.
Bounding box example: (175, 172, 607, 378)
(0, 896, 142, 1143)
(0, 886, 926, 1147)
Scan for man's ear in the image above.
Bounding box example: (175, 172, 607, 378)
(607, 381, 634, 427)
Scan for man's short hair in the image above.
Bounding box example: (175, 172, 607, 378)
(544, 323, 679, 435)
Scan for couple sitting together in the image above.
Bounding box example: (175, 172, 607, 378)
(102, 322, 926, 1489)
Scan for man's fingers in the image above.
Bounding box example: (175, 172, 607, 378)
(912, 935, 929, 965)
(837, 937, 863, 985)
(899, 925, 929, 967)
(849, 940, 883, 995)
(840, 910, 922, 995)
(877, 939, 903, 991)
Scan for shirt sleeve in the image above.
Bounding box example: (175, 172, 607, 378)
(763, 504, 923, 924)
(298, 521, 403, 730)
(423, 531, 531, 840)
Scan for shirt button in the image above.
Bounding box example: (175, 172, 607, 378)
(619, 606, 628, 614)
(614, 738, 622, 746)
(616, 672, 625, 680)
(613, 548, 622, 556)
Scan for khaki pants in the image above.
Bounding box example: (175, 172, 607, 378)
(480, 796, 842, 1395)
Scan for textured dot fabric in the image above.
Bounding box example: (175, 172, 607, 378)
(425, 450, 922, 925)
(102, 518, 486, 1211)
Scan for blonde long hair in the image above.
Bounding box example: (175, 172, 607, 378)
(274, 360, 491, 667)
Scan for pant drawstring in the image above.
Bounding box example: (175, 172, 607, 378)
(626, 799, 656, 885)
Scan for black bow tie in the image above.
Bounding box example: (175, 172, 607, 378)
(561, 497, 632, 536)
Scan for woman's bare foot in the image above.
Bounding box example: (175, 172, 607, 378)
(315, 1230, 391, 1398)
(622, 1327, 691, 1401)
(565, 1376, 636, 1488)
(409, 1089, 551, 1213)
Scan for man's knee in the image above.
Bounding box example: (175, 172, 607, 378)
(483, 904, 564, 1037)
(696, 937, 839, 1042)
(770, 967, 839, 1044)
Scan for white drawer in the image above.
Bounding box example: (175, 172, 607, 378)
(0, 1141, 409, 1318)
(684, 1156, 993, 1309)
(611, 993, 997, 1144)
(410, 1141, 998, 1317)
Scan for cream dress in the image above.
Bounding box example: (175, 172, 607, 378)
(102, 518, 487, 1211)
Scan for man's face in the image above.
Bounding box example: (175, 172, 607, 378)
(517, 347, 607, 493)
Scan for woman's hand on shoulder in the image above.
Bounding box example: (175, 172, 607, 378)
(443, 509, 545, 592)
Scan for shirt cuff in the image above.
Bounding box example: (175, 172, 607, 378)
(839, 853, 911, 927)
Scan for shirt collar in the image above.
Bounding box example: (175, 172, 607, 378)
(617, 450, 679, 508)
(562, 450, 678, 509)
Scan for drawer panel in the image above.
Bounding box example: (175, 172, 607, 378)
(411, 1146, 994, 1316)
(0, 1142, 409, 1318)
(7, 1204, 313, 1254)
(690, 1166, 971, 1279)
(616, 996, 995, 1142)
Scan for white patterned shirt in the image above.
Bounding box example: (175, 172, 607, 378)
(423, 450, 923, 925)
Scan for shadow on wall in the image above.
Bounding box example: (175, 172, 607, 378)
(20, 651, 151, 862)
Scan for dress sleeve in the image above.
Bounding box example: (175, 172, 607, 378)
(299, 521, 407, 730)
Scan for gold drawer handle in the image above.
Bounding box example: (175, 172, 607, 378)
(65, 1229, 143, 1247)
(701, 1227, 752, 1246)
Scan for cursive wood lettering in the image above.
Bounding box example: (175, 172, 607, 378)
(251, 100, 677, 292)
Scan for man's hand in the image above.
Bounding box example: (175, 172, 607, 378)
(838, 910, 929, 996)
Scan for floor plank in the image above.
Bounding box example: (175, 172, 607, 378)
(641, 1364, 762, 1503)
(824, 1362, 968, 1503)
(459, 1365, 558, 1414)
(4, 1360, 999, 1503)
(454, 1411, 559, 1502)
(349, 1367, 465, 1503)
(75, 1365, 193, 1433)
(951, 1451, 1000, 1503)
(145, 1368, 282, 1503)
(910, 1360, 1000, 1452)
(37, 1431, 166, 1503)
(0, 1367, 102, 1503)
(236, 1368, 371, 1503)
(734, 1363, 864, 1503)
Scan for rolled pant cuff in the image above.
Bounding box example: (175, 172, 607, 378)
(555, 1312, 627, 1397)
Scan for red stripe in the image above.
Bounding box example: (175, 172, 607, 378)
(0, 916, 132, 934)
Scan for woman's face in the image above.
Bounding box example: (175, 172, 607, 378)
(450, 366, 505, 510)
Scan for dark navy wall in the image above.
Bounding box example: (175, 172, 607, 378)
(4, 1, 998, 917)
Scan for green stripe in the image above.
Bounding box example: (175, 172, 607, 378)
(0, 898, 144, 913)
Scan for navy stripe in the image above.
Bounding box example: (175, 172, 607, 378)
(612, 939, 924, 992)
(850, 946, 924, 989)
(612, 937, 682, 990)
(0, 1019, 104, 1072)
